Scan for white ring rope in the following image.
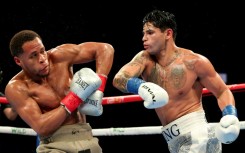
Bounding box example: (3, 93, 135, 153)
(1, 83, 244, 137)
(1, 121, 245, 136)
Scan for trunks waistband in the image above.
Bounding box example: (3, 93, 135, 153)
(161, 110, 208, 143)
(40, 122, 93, 144)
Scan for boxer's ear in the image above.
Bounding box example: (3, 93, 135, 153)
(14, 56, 21, 66)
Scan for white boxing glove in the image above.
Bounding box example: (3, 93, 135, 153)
(79, 74, 107, 116)
(70, 68, 101, 101)
(215, 105, 240, 144)
(60, 68, 101, 114)
(126, 78, 169, 109)
(79, 90, 103, 116)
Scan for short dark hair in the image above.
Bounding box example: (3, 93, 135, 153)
(9, 30, 41, 57)
(143, 10, 177, 40)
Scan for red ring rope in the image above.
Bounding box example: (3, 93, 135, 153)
(1, 83, 245, 105)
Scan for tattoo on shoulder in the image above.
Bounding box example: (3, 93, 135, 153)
(183, 53, 198, 70)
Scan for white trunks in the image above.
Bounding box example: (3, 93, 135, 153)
(162, 110, 221, 153)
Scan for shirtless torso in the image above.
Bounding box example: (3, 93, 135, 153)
(113, 9, 239, 152)
(5, 31, 114, 139)
(141, 48, 204, 125)
(12, 51, 84, 125)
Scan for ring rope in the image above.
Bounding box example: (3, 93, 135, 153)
(0, 83, 244, 137)
(1, 83, 245, 105)
(1, 121, 245, 136)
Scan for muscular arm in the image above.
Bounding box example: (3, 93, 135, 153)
(5, 42, 114, 136)
(195, 54, 235, 110)
(5, 80, 68, 136)
(53, 42, 114, 76)
(113, 51, 147, 92)
(195, 54, 239, 144)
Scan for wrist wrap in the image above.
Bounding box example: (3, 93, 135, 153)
(126, 78, 145, 94)
(222, 105, 237, 117)
(97, 74, 107, 92)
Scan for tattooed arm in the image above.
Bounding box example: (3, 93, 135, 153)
(113, 51, 147, 93)
(113, 51, 169, 109)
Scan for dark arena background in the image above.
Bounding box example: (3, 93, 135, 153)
(0, 1, 244, 153)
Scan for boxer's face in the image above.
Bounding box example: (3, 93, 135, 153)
(15, 37, 50, 77)
(142, 22, 167, 55)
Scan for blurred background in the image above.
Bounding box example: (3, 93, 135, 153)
(0, 1, 244, 152)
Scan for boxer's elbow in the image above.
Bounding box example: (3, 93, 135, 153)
(103, 43, 114, 62)
(104, 43, 114, 55)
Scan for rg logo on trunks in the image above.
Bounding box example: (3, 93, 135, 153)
(162, 124, 180, 142)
